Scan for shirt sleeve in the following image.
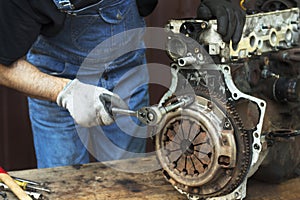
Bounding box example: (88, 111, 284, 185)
(0, 0, 65, 66)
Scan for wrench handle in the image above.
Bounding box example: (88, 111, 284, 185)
(111, 107, 137, 116)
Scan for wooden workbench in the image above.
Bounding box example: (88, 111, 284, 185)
(5, 156, 300, 200)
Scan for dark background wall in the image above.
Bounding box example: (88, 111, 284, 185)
(0, 0, 199, 171)
(0, 87, 36, 170)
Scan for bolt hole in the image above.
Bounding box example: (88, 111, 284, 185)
(224, 121, 231, 129)
(224, 66, 230, 72)
(285, 29, 293, 42)
(254, 143, 260, 150)
(171, 63, 179, 70)
(218, 155, 230, 166)
(258, 40, 263, 49)
(179, 59, 185, 66)
(207, 152, 212, 158)
(250, 35, 256, 47)
(182, 169, 188, 175)
(271, 31, 277, 45)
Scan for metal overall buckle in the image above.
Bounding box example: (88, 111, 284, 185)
(56, 0, 75, 11)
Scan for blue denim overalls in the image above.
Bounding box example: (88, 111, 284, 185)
(26, 0, 149, 168)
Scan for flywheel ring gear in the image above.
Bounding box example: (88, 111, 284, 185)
(155, 87, 252, 198)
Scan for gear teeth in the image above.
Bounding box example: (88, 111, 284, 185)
(157, 84, 252, 199)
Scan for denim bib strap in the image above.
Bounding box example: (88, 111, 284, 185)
(52, 0, 75, 11)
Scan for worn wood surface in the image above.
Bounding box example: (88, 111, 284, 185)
(4, 156, 300, 200)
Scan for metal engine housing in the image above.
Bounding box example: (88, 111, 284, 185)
(155, 5, 300, 200)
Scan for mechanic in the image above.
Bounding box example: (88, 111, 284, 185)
(0, 0, 245, 168)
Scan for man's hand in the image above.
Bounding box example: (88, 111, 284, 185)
(56, 79, 127, 127)
(197, 0, 246, 49)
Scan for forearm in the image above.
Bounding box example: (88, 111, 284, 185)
(0, 58, 70, 102)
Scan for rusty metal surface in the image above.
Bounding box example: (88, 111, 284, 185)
(152, 1, 300, 198)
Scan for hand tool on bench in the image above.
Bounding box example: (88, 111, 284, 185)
(0, 183, 42, 200)
(11, 177, 44, 187)
(14, 179, 51, 193)
(0, 167, 32, 200)
(11, 176, 51, 193)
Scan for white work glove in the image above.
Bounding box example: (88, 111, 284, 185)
(56, 79, 127, 127)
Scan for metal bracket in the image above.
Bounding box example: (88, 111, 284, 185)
(220, 65, 266, 167)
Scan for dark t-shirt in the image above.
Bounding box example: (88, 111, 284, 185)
(0, 0, 65, 66)
(0, 0, 158, 66)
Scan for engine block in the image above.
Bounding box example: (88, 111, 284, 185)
(154, 7, 300, 200)
(166, 8, 299, 62)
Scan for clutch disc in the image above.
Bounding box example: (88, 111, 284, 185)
(155, 88, 251, 198)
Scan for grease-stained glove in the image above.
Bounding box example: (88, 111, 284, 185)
(197, 0, 246, 49)
(56, 79, 127, 127)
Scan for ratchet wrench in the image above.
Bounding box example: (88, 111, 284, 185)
(111, 95, 194, 126)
